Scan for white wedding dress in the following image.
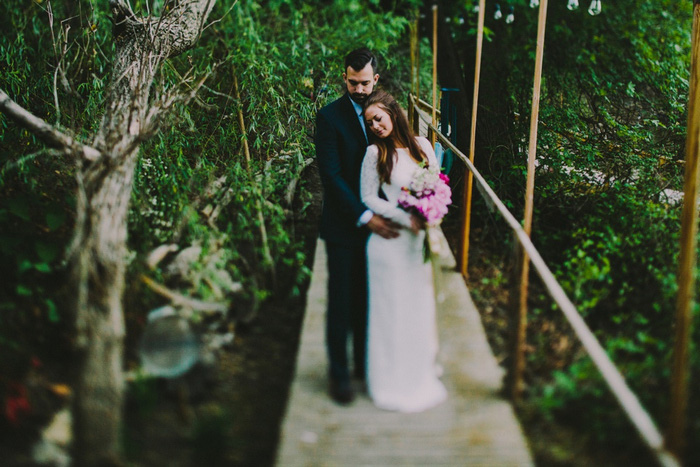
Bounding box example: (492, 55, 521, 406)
(360, 136, 447, 413)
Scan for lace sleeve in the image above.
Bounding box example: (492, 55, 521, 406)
(360, 146, 413, 228)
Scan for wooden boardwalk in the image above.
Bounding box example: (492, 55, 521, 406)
(275, 240, 534, 466)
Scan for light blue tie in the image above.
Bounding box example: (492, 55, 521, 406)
(358, 110, 368, 142)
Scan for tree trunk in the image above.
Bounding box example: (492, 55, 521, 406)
(65, 1, 217, 464)
(0, 0, 231, 461)
(70, 154, 137, 465)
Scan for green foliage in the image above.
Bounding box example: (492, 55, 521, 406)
(0, 0, 418, 393)
(445, 0, 697, 461)
(1, 0, 417, 338)
(0, 1, 111, 354)
(124, 0, 420, 318)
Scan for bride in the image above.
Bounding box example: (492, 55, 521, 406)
(360, 90, 447, 413)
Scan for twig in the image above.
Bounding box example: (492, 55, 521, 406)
(201, 84, 236, 101)
(140, 274, 229, 315)
(197, 0, 217, 39)
(202, 0, 238, 33)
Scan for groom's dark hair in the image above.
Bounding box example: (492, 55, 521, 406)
(345, 47, 378, 73)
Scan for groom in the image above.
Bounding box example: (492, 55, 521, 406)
(315, 47, 400, 404)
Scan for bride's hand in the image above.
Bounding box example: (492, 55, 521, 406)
(409, 214, 425, 234)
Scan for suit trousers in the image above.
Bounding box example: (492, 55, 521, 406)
(325, 241, 368, 383)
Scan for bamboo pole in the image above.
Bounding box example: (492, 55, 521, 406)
(234, 74, 252, 169)
(409, 16, 417, 131)
(412, 95, 421, 135)
(416, 15, 421, 102)
(408, 91, 415, 133)
(411, 13, 417, 96)
(234, 72, 276, 283)
(511, 0, 549, 402)
(667, 0, 700, 456)
(459, 0, 486, 277)
(431, 4, 438, 148)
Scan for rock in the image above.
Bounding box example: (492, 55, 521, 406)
(31, 408, 72, 467)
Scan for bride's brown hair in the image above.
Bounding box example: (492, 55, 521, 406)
(364, 90, 428, 184)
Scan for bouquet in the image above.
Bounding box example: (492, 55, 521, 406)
(398, 163, 452, 262)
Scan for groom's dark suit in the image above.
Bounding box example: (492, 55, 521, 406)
(315, 93, 370, 386)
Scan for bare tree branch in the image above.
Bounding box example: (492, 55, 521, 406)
(140, 274, 229, 315)
(0, 89, 101, 161)
(202, 0, 238, 33)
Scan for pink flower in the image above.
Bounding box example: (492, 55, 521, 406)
(398, 164, 452, 227)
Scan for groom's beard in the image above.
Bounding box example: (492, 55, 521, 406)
(351, 93, 369, 104)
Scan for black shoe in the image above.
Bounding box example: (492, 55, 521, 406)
(329, 379, 355, 405)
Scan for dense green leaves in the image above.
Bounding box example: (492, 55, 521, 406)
(124, 0, 418, 319)
(5, 0, 695, 462)
(0, 0, 418, 372)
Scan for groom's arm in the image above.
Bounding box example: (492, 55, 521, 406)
(315, 111, 367, 220)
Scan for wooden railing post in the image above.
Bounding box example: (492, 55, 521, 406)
(667, 0, 700, 457)
(413, 98, 421, 135)
(415, 15, 421, 102)
(409, 16, 417, 132)
(431, 4, 438, 148)
(510, 0, 549, 402)
(410, 11, 418, 98)
(459, 0, 486, 278)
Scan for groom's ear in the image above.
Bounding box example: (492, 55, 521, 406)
(373, 74, 379, 83)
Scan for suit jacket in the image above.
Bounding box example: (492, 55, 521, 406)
(315, 93, 370, 246)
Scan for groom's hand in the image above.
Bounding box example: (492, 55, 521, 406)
(409, 214, 425, 235)
(367, 215, 401, 239)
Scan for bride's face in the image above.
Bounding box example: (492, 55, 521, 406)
(364, 104, 394, 140)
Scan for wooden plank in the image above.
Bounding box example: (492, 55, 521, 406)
(275, 241, 534, 466)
